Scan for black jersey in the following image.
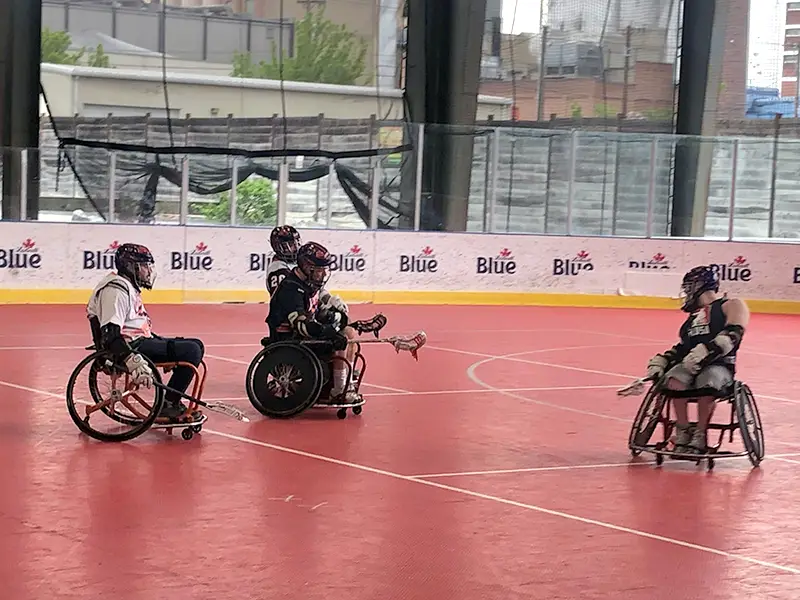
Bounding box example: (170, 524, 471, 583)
(678, 298, 738, 369)
(266, 270, 322, 340)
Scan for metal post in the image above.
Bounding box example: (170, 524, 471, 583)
(230, 159, 238, 225)
(566, 130, 577, 235)
(413, 123, 424, 231)
(486, 128, 500, 232)
(795, 44, 800, 118)
(277, 161, 289, 226)
(179, 156, 189, 225)
(108, 152, 116, 223)
(646, 138, 658, 238)
(19, 149, 27, 221)
(370, 161, 381, 229)
(326, 162, 334, 228)
(728, 139, 739, 241)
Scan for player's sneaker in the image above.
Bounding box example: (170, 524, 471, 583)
(686, 428, 707, 454)
(672, 424, 692, 454)
(156, 400, 204, 424)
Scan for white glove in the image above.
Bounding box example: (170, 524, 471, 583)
(682, 344, 709, 375)
(321, 292, 348, 315)
(124, 353, 154, 388)
(646, 354, 669, 379)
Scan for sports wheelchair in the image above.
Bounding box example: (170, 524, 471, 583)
(627, 375, 765, 470)
(246, 337, 366, 420)
(245, 314, 425, 420)
(65, 317, 211, 442)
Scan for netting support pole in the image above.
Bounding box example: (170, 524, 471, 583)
(413, 124, 424, 231)
(230, 159, 238, 226)
(0, 0, 42, 221)
(646, 138, 657, 238)
(671, 0, 720, 237)
(370, 162, 381, 229)
(108, 152, 116, 223)
(326, 163, 334, 228)
(486, 128, 500, 233)
(728, 139, 738, 241)
(277, 161, 288, 227)
(19, 149, 27, 221)
(180, 156, 189, 225)
(566, 130, 577, 236)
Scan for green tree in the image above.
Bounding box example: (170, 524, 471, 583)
(198, 177, 277, 226)
(231, 7, 367, 85)
(41, 28, 113, 68)
(41, 28, 84, 64)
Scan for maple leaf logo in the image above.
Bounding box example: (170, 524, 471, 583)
(421, 246, 434, 256)
(576, 250, 589, 260)
(733, 255, 747, 265)
(195, 242, 208, 253)
(350, 244, 361, 254)
(652, 253, 665, 262)
(499, 248, 512, 258)
(21, 238, 35, 250)
(108, 241, 120, 251)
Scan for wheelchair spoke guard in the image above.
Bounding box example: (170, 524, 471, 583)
(735, 382, 765, 467)
(628, 384, 667, 455)
(247, 343, 324, 418)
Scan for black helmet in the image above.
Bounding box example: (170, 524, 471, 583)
(296, 241, 333, 291)
(115, 243, 156, 291)
(680, 265, 720, 313)
(270, 225, 301, 262)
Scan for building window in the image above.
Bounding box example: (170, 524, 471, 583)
(786, 28, 800, 37)
(789, 1, 800, 9)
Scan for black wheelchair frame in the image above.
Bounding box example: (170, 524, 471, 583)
(245, 336, 367, 420)
(65, 319, 209, 442)
(628, 375, 765, 471)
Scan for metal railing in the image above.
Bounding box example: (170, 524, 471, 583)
(4, 122, 800, 242)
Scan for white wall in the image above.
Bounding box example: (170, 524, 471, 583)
(40, 64, 512, 121)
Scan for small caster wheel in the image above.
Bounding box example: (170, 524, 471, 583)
(707, 458, 715, 471)
(337, 408, 347, 419)
(191, 425, 203, 433)
(630, 448, 641, 457)
(655, 453, 664, 466)
(181, 428, 194, 441)
(353, 406, 363, 416)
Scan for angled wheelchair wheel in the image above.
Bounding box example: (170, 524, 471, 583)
(628, 384, 667, 456)
(66, 351, 165, 442)
(246, 342, 324, 418)
(734, 382, 765, 467)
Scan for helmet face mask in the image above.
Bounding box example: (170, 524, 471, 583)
(680, 266, 719, 313)
(296, 241, 334, 291)
(115, 243, 156, 291)
(271, 226, 301, 263)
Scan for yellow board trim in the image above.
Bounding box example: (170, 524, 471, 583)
(3, 288, 800, 314)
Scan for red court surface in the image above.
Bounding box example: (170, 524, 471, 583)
(2, 303, 800, 599)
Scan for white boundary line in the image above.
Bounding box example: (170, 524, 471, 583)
(4, 377, 800, 574)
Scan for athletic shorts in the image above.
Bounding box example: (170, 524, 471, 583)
(665, 363, 733, 394)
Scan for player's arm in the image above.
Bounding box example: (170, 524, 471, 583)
(280, 286, 346, 348)
(683, 299, 749, 372)
(647, 339, 689, 378)
(95, 286, 154, 386)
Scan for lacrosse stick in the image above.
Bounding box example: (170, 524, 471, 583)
(350, 331, 427, 360)
(616, 374, 657, 397)
(349, 313, 388, 338)
(152, 382, 250, 422)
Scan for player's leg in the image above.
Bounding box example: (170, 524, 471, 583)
(135, 337, 205, 419)
(331, 325, 359, 400)
(663, 363, 695, 451)
(688, 365, 733, 452)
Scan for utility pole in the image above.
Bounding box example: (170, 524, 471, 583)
(536, 25, 548, 121)
(621, 25, 631, 117)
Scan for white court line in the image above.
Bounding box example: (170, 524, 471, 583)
(203, 353, 409, 394)
(5, 376, 800, 576)
(204, 428, 800, 576)
(410, 452, 800, 479)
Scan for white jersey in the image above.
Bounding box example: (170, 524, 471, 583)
(86, 273, 153, 341)
(266, 258, 295, 296)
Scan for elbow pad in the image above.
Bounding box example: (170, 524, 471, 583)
(100, 323, 133, 360)
(709, 324, 744, 357)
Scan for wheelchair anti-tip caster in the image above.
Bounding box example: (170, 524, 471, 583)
(352, 406, 362, 416)
(191, 424, 203, 433)
(181, 428, 194, 440)
(707, 458, 715, 471)
(655, 453, 664, 466)
(337, 408, 347, 419)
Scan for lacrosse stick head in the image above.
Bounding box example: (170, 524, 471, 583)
(388, 331, 427, 360)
